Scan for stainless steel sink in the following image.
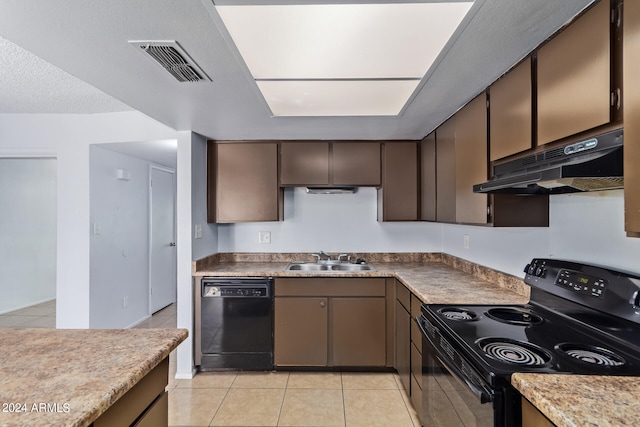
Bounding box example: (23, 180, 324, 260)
(285, 262, 375, 272)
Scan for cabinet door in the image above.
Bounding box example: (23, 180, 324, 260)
(421, 132, 437, 221)
(537, 0, 611, 145)
(455, 93, 488, 224)
(436, 116, 456, 223)
(332, 298, 386, 366)
(490, 57, 532, 161)
(332, 142, 381, 186)
(379, 141, 419, 221)
(395, 299, 411, 393)
(280, 142, 329, 185)
(522, 397, 554, 427)
(624, 0, 640, 236)
(210, 142, 280, 223)
(274, 297, 328, 366)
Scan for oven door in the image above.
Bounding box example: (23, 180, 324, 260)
(418, 315, 504, 427)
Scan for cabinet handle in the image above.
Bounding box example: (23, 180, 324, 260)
(320, 301, 326, 308)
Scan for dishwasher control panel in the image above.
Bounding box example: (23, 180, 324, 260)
(204, 286, 268, 297)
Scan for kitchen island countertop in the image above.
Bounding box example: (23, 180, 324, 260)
(512, 373, 640, 427)
(0, 328, 187, 427)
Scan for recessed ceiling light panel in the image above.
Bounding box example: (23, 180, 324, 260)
(257, 79, 421, 116)
(215, 2, 474, 116)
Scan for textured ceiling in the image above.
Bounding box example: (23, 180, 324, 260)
(0, 0, 596, 141)
(0, 36, 132, 114)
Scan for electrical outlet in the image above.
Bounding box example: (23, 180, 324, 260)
(195, 224, 203, 239)
(463, 234, 470, 249)
(123, 296, 129, 308)
(93, 222, 102, 235)
(258, 231, 271, 244)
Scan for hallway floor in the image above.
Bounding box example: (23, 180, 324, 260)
(2, 302, 420, 426)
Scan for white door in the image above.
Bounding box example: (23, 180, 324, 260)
(149, 166, 176, 313)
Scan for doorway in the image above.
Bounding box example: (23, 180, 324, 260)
(0, 157, 56, 316)
(149, 165, 176, 313)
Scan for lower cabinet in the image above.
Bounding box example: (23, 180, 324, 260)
(93, 358, 169, 427)
(274, 278, 387, 367)
(395, 280, 423, 423)
(521, 397, 554, 427)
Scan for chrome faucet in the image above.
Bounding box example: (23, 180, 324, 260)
(312, 251, 332, 262)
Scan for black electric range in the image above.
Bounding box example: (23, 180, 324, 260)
(418, 258, 640, 427)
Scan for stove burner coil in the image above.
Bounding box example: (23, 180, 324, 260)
(485, 308, 543, 326)
(477, 338, 551, 366)
(556, 343, 625, 367)
(438, 308, 478, 321)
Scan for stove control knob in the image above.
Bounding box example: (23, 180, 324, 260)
(524, 264, 531, 274)
(535, 267, 545, 277)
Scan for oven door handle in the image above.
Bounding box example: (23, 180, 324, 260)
(434, 354, 493, 404)
(418, 317, 493, 404)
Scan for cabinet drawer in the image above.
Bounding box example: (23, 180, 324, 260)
(396, 281, 410, 311)
(411, 318, 422, 349)
(410, 373, 423, 421)
(275, 278, 385, 297)
(411, 341, 422, 386)
(410, 293, 422, 317)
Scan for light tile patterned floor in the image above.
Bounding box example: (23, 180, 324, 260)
(0, 300, 56, 328)
(167, 370, 421, 427)
(2, 301, 421, 427)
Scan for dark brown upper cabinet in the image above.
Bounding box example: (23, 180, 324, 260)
(489, 57, 533, 161)
(207, 141, 282, 223)
(436, 116, 456, 223)
(280, 142, 330, 186)
(434, 94, 488, 224)
(537, 0, 613, 145)
(420, 132, 437, 222)
(378, 141, 419, 221)
(332, 142, 381, 186)
(432, 93, 548, 227)
(280, 141, 380, 187)
(454, 93, 489, 224)
(624, 0, 640, 237)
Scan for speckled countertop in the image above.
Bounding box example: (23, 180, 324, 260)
(192, 252, 530, 304)
(0, 328, 187, 427)
(512, 373, 640, 427)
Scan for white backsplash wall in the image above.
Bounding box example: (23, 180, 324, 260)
(441, 224, 550, 277)
(441, 190, 640, 277)
(547, 190, 640, 272)
(217, 187, 639, 277)
(217, 187, 442, 254)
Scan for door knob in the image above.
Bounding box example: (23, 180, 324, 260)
(320, 301, 326, 308)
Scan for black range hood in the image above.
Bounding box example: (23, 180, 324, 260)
(473, 129, 624, 194)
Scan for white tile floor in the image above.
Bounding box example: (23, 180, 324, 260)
(2, 301, 421, 427)
(0, 300, 56, 328)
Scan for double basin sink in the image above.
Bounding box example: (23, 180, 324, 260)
(285, 262, 375, 272)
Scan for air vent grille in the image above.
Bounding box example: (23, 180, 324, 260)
(544, 147, 566, 160)
(129, 41, 211, 82)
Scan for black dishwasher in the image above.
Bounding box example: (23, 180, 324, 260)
(199, 277, 273, 371)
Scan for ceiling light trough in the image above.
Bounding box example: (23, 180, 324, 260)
(215, 1, 474, 117)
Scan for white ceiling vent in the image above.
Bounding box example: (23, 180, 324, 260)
(129, 40, 211, 82)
